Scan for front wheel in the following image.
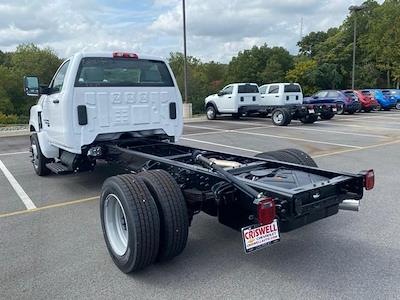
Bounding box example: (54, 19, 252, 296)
(336, 103, 345, 115)
(206, 106, 217, 120)
(30, 133, 51, 176)
(396, 102, 400, 110)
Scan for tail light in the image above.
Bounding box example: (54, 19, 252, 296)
(362, 169, 375, 190)
(113, 52, 138, 59)
(257, 197, 276, 225)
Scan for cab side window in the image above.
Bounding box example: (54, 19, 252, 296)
(259, 86, 267, 94)
(50, 61, 70, 94)
(223, 85, 233, 95)
(268, 85, 279, 94)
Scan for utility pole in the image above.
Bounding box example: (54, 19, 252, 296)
(182, 0, 188, 104)
(349, 5, 366, 90)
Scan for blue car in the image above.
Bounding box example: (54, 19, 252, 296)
(304, 90, 360, 115)
(367, 89, 397, 110)
(382, 89, 400, 110)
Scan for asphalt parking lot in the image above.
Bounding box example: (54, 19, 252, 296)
(1, 111, 400, 300)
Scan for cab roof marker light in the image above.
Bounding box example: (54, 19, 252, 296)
(112, 52, 139, 59)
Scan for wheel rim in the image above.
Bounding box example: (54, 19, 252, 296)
(337, 104, 344, 114)
(273, 112, 284, 124)
(31, 140, 39, 170)
(396, 103, 400, 110)
(104, 194, 129, 256)
(207, 108, 215, 119)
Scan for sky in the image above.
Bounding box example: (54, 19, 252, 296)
(0, 0, 369, 62)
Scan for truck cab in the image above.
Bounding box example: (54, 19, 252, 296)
(24, 51, 183, 175)
(259, 83, 303, 106)
(205, 83, 261, 119)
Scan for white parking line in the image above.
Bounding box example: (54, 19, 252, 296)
(0, 160, 36, 210)
(208, 119, 270, 127)
(276, 126, 387, 138)
(230, 130, 363, 148)
(180, 137, 260, 153)
(184, 124, 224, 131)
(0, 151, 30, 156)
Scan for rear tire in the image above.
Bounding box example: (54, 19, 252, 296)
(135, 170, 189, 262)
(320, 112, 334, 120)
(30, 133, 51, 176)
(206, 106, 217, 120)
(100, 175, 160, 273)
(271, 108, 291, 126)
(256, 148, 317, 167)
(300, 114, 318, 124)
(396, 102, 400, 110)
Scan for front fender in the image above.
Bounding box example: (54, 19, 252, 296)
(29, 104, 42, 132)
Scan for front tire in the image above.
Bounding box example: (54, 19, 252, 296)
(396, 102, 400, 110)
(100, 175, 160, 273)
(206, 106, 217, 120)
(30, 133, 51, 176)
(336, 103, 345, 115)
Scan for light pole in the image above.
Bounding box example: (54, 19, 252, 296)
(182, 0, 188, 104)
(349, 4, 366, 90)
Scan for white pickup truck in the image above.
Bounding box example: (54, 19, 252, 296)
(23, 51, 373, 274)
(204, 83, 261, 119)
(25, 51, 183, 175)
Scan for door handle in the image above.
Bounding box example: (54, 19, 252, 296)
(228, 96, 232, 98)
(53, 99, 60, 104)
(275, 95, 279, 98)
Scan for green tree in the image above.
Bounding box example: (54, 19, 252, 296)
(226, 44, 293, 85)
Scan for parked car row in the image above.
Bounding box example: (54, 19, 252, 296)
(205, 83, 400, 126)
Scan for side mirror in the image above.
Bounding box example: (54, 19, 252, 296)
(23, 76, 40, 97)
(217, 91, 224, 97)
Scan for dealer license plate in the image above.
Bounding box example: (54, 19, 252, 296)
(308, 109, 315, 114)
(332, 107, 337, 112)
(241, 220, 280, 253)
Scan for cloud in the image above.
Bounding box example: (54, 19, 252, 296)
(0, 0, 372, 62)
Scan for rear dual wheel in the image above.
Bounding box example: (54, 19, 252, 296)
(100, 170, 188, 273)
(271, 108, 291, 126)
(300, 114, 318, 124)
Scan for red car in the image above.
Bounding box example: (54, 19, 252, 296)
(353, 90, 379, 112)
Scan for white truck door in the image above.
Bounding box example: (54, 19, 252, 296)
(218, 85, 235, 113)
(264, 84, 281, 106)
(42, 60, 70, 146)
(259, 85, 268, 105)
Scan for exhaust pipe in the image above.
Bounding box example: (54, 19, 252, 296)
(339, 200, 360, 212)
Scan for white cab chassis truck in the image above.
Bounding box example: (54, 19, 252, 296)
(204, 83, 261, 119)
(258, 83, 338, 126)
(24, 51, 374, 273)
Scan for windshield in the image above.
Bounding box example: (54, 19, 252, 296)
(75, 57, 174, 87)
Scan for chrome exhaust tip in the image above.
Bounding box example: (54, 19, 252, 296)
(339, 200, 360, 212)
